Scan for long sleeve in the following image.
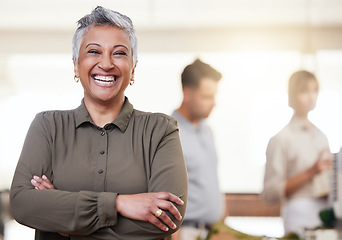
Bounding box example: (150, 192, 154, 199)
(261, 135, 287, 203)
(107, 116, 188, 240)
(10, 114, 118, 236)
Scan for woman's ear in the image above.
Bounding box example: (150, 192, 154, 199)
(131, 60, 138, 77)
(73, 59, 79, 77)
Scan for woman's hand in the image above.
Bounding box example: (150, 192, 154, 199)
(31, 175, 55, 190)
(31, 175, 69, 238)
(285, 149, 333, 197)
(310, 149, 333, 175)
(116, 192, 184, 232)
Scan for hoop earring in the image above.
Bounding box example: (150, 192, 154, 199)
(130, 78, 135, 86)
(74, 76, 80, 83)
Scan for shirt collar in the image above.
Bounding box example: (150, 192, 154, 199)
(112, 97, 133, 132)
(75, 99, 92, 128)
(75, 97, 133, 133)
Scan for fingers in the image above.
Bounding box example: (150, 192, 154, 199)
(149, 193, 184, 231)
(313, 149, 333, 174)
(157, 199, 182, 221)
(149, 214, 170, 232)
(153, 192, 184, 222)
(31, 175, 56, 190)
(320, 159, 333, 171)
(315, 160, 332, 174)
(318, 152, 333, 170)
(156, 192, 184, 206)
(152, 208, 177, 231)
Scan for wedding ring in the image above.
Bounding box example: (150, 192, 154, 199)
(155, 209, 163, 218)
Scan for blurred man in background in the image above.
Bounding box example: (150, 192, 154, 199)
(172, 59, 224, 240)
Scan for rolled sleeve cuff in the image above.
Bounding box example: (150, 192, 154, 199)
(97, 192, 118, 227)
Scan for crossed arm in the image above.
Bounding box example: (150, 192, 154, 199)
(31, 175, 184, 235)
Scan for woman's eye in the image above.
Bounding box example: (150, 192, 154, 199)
(114, 51, 127, 56)
(88, 50, 99, 54)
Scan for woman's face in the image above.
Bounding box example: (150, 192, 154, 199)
(74, 25, 136, 104)
(294, 80, 319, 114)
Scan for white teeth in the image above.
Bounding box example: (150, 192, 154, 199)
(94, 80, 114, 86)
(94, 75, 115, 82)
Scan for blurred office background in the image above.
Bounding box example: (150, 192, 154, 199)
(1, 0, 342, 239)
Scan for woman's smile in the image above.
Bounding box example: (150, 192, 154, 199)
(93, 74, 118, 88)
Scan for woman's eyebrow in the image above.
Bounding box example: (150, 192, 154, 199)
(85, 43, 129, 50)
(113, 44, 129, 50)
(85, 43, 101, 48)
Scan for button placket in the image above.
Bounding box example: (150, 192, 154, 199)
(95, 128, 108, 191)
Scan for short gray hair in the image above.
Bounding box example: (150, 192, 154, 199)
(72, 6, 138, 64)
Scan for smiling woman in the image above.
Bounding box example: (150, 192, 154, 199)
(74, 25, 136, 126)
(9, 6, 187, 240)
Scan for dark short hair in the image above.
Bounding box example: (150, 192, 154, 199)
(181, 59, 222, 88)
(288, 70, 318, 108)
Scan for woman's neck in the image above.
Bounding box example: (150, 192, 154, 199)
(294, 111, 308, 119)
(84, 96, 125, 128)
(294, 111, 312, 129)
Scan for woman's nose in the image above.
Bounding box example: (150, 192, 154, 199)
(98, 54, 114, 70)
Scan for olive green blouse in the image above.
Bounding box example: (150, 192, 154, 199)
(10, 97, 187, 240)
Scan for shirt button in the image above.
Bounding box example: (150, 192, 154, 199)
(100, 151, 105, 155)
(101, 131, 105, 136)
(105, 125, 113, 130)
(98, 169, 103, 174)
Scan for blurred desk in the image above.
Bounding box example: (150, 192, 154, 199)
(224, 193, 283, 238)
(225, 193, 280, 217)
(225, 217, 284, 238)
